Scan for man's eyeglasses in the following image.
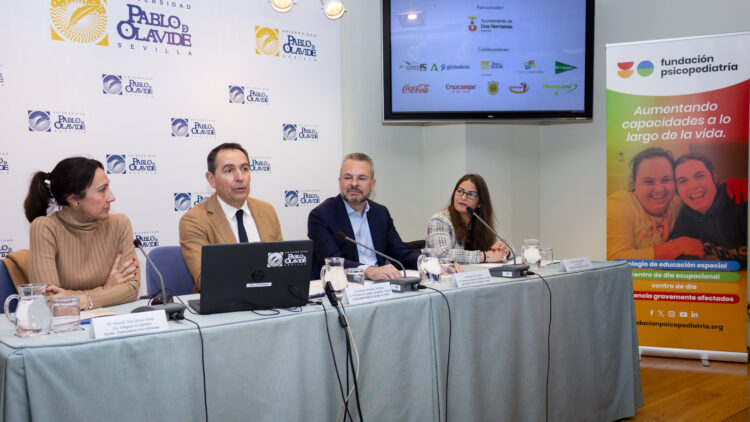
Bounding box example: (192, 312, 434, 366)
(455, 188, 479, 200)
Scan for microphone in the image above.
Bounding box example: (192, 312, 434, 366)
(335, 232, 421, 291)
(325, 281, 347, 328)
(465, 207, 529, 278)
(131, 239, 186, 320)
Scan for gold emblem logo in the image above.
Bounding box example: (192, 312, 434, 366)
(255, 26, 279, 56)
(51, 0, 108, 46)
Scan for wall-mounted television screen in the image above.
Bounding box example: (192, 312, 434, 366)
(382, 0, 594, 122)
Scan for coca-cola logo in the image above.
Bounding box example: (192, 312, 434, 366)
(402, 83, 430, 93)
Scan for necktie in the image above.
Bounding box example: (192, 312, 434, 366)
(235, 209, 249, 243)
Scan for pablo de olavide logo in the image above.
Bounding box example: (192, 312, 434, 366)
(229, 85, 269, 105)
(51, 0, 109, 46)
(171, 118, 189, 136)
(267, 250, 308, 268)
(171, 118, 215, 137)
(102, 74, 123, 95)
(173, 191, 210, 211)
(267, 252, 283, 267)
(118, 75, 154, 96)
(487, 81, 499, 95)
(402, 83, 429, 94)
(106, 154, 157, 174)
(0, 64, 4, 86)
(542, 83, 578, 95)
(28, 111, 51, 132)
(106, 154, 126, 174)
(0, 153, 9, 173)
(555, 61, 577, 74)
(0, 241, 13, 259)
(28, 110, 86, 133)
(249, 156, 271, 173)
(285, 189, 320, 207)
(399, 61, 427, 72)
(282, 123, 318, 141)
(116, 3, 193, 56)
(134, 231, 159, 248)
(508, 82, 529, 94)
(446, 83, 476, 93)
(255, 26, 279, 56)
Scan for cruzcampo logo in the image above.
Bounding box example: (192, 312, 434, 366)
(554, 61, 576, 74)
(50, 0, 108, 46)
(255, 26, 279, 56)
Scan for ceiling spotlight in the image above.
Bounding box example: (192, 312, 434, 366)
(270, 0, 294, 13)
(321, 0, 345, 20)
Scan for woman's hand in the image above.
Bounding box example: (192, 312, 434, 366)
(490, 241, 510, 257)
(46, 285, 88, 310)
(485, 249, 508, 263)
(103, 252, 138, 288)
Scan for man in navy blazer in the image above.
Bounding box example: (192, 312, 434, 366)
(307, 153, 419, 280)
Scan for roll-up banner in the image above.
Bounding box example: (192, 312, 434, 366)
(606, 32, 749, 362)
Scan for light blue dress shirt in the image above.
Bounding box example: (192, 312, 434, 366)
(343, 199, 378, 268)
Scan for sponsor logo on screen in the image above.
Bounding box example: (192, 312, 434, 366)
(542, 83, 578, 95)
(51, 0, 109, 46)
(480, 61, 503, 72)
(28, 110, 86, 133)
(0, 242, 13, 259)
(102, 74, 123, 95)
(106, 154, 157, 174)
(518, 60, 542, 74)
(446, 83, 476, 93)
(468, 16, 477, 32)
(134, 231, 160, 248)
(267, 251, 307, 268)
(256, 26, 317, 60)
(438, 64, 470, 71)
(524, 60, 535, 70)
(479, 18, 512, 32)
(399, 61, 427, 72)
(555, 61, 577, 74)
(284, 190, 320, 207)
(116, 4, 192, 55)
(402, 83, 429, 94)
(174, 191, 210, 211)
(171, 118, 215, 137)
(487, 81, 499, 95)
(229, 85, 269, 105)
(508, 82, 529, 94)
(249, 157, 271, 173)
(282, 123, 318, 141)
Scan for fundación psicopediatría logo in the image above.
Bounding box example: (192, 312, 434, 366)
(284, 190, 321, 207)
(256, 25, 317, 60)
(28, 110, 86, 133)
(116, 4, 193, 55)
(542, 83, 578, 95)
(173, 191, 211, 212)
(617, 60, 654, 78)
(134, 231, 159, 248)
(171, 118, 216, 137)
(103, 74, 153, 96)
(106, 154, 157, 174)
(249, 156, 271, 173)
(51, 0, 109, 46)
(0, 241, 13, 259)
(555, 61, 577, 74)
(228, 85, 270, 105)
(282, 123, 318, 141)
(508, 82, 529, 94)
(267, 250, 308, 268)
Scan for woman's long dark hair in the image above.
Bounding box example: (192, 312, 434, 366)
(447, 174, 497, 251)
(23, 157, 104, 222)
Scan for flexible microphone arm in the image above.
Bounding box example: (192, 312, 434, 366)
(335, 232, 409, 278)
(465, 206, 517, 262)
(134, 238, 168, 303)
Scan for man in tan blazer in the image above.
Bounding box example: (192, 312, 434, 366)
(179, 143, 283, 292)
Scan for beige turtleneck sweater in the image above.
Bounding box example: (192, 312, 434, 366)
(29, 206, 140, 308)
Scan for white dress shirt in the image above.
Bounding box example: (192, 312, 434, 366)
(216, 196, 260, 243)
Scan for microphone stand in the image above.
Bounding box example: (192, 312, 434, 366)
(336, 232, 421, 291)
(466, 207, 529, 278)
(131, 239, 186, 320)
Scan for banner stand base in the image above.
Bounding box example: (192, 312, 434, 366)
(639, 346, 748, 363)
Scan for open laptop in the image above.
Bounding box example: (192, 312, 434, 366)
(188, 240, 313, 314)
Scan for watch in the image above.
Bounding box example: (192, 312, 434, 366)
(84, 292, 94, 310)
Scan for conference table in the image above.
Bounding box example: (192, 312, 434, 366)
(0, 261, 642, 421)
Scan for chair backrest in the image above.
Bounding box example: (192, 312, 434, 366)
(405, 239, 426, 253)
(0, 261, 18, 312)
(146, 246, 194, 297)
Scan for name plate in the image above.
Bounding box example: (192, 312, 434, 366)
(342, 283, 393, 305)
(91, 310, 169, 339)
(561, 257, 593, 272)
(452, 269, 492, 288)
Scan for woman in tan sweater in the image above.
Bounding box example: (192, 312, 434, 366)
(24, 157, 140, 309)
